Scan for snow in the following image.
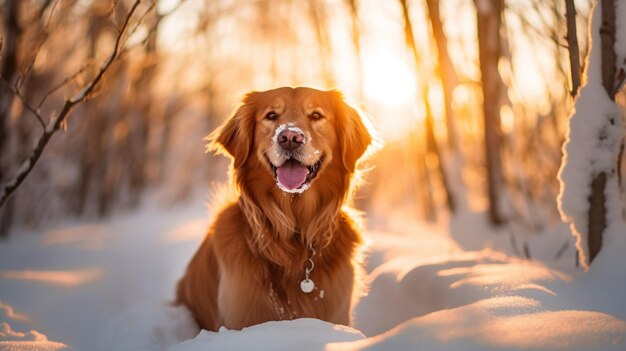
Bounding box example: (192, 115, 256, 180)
(101, 302, 199, 351)
(0, 158, 32, 202)
(169, 319, 364, 351)
(1, 196, 626, 350)
(0, 198, 210, 350)
(68, 85, 90, 104)
(557, 1, 626, 269)
(1, 316, 68, 350)
(270, 123, 318, 194)
(341, 297, 626, 351)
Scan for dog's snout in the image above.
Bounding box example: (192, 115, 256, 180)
(278, 129, 304, 151)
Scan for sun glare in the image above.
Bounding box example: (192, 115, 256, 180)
(362, 53, 417, 107)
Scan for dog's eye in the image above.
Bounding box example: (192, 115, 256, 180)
(310, 112, 323, 120)
(265, 112, 279, 120)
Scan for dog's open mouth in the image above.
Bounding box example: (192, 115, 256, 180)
(270, 158, 322, 194)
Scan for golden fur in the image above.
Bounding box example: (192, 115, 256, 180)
(175, 87, 375, 331)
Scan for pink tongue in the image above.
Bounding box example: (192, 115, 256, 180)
(276, 160, 309, 190)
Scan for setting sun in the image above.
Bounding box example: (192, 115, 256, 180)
(362, 53, 417, 106)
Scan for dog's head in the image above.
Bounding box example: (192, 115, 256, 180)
(208, 87, 375, 195)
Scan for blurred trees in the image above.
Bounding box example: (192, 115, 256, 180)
(0, 0, 144, 215)
(0, 0, 216, 235)
(369, 0, 594, 238)
(0, 0, 609, 247)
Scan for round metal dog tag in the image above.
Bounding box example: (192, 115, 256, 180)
(300, 278, 315, 293)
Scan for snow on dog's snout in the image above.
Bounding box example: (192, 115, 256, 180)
(268, 123, 321, 194)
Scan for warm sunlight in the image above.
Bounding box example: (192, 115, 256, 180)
(0, 268, 103, 287)
(6, 0, 626, 350)
(362, 53, 417, 107)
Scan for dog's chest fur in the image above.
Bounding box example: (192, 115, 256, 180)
(211, 203, 359, 329)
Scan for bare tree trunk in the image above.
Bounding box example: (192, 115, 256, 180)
(413, 133, 437, 222)
(0, 0, 21, 237)
(73, 6, 110, 215)
(74, 119, 96, 215)
(475, 0, 505, 226)
(399, 0, 455, 213)
(421, 157, 437, 222)
(425, 0, 466, 212)
(309, 0, 335, 87)
(425, 0, 458, 151)
(424, 87, 455, 212)
(128, 14, 159, 205)
(599, 2, 617, 100)
(565, 0, 581, 97)
(346, 0, 364, 102)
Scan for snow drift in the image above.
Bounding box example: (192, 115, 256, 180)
(1, 202, 626, 350)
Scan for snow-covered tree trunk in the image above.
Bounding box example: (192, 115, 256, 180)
(558, 0, 626, 269)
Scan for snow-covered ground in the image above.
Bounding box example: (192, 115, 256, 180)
(1, 195, 626, 351)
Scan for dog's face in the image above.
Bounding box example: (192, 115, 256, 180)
(209, 87, 372, 194)
(254, 88, 338, 193)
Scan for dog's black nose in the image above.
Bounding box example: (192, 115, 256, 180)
(278, 129, 304, 151)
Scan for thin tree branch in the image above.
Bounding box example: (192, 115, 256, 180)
(118, 1, 157, 56)
(37, 59, 95, 109)
(507, 3, 561, 47)
(18, 0, 61, 90)
(0, 0, 142, 208)
(0, 76, 46, 130)
(117, 0, 186, 59)
(15, 84, 46, 129)
(29, 0, 56, 25)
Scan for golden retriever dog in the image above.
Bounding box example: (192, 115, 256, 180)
(176, 87, 376, 331)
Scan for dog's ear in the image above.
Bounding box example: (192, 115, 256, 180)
(206, 93, 257, 169)
(333, 91, 374, 173)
